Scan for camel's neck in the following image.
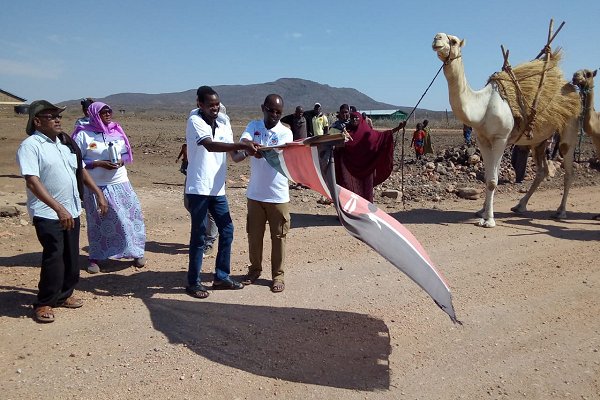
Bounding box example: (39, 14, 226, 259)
(581, 87, 600, 135)
(442, 58, 488, 125)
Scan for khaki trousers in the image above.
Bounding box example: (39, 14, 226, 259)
(246, 199, 290, 282)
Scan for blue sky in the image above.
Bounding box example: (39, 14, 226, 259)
(1, 0, 598, 111)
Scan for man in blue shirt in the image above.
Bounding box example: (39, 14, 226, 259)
(17, 100, 107, 323)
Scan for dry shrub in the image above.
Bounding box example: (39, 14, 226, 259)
(488, 50, 580, 137)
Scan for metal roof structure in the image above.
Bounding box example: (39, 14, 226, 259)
(0, 89, 27, 104)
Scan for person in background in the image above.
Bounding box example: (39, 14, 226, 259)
(349, 105, 358, 113)
(312, 102, 329, 136)
(176, 143, 188, 175)
(411, 122, 426, 161)
(234, 94, 293, 293)
(17, 100, 108, 323)
(362, 112, 374, 128)
(511, 145, 529, 183)
(335, 112, 405, 202)
(74, 98, 94, 127)
(184, 86, 258, 299)
(72, 102, 146, 274)
(330, 104, 351, 133)
(280, 106, 307, 141)
(463, 124, 473, 146)
(422, 119, 434, 155)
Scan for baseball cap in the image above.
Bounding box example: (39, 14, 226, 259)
(26, 100, 66, 135)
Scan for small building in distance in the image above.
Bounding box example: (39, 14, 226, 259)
(0, 89, 27, 114)
(361, 109, 407, 122)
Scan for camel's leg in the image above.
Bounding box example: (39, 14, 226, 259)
(474, 136, 491, 219)
(553, 120, 578, 219)
(475, 137, 505, 228)
(511, 143, 547, 214)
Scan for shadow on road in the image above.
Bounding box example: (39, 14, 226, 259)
(145, 296, 391, 390)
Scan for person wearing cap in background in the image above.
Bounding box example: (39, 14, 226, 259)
(75, 98, 94, 127)
(16, 100, 108, 323)
(312, 102, 329, 136)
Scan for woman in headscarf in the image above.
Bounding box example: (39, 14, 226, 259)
(72, 102, 146, 273)
(334, 112, 405, 203)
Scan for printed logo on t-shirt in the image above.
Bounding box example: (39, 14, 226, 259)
(268, 137, 279, 146)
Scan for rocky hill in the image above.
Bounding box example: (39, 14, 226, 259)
(58, 78, 443, 116)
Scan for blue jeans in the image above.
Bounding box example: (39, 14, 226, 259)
(186, 194, 234, 287)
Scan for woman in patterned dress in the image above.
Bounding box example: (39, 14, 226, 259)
(72, 102, 146, 273)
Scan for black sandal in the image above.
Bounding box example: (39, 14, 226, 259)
(212, 278, 244, 290)
(242, 271, 261, 285)
(185, 285, 210, 299)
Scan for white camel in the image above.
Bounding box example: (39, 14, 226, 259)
(432, 33, 580, 227)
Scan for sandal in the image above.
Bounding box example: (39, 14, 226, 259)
(271, 281, 285, 293)
(58, 296, 83, 308)
(34, 306, 55, 323)
(212, 278, 244, 290)
(242, 271, 261, 285)
(133, 257, 146, 268)
(185, 285, 210, 299)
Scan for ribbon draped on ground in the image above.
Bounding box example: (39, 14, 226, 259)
(259, 134, 459, 323)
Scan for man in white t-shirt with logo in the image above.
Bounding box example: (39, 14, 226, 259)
(235, 94, 293, 293)
(184, 86, 258, 299)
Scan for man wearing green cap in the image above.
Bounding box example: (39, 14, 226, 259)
(16, 100, 108, 323)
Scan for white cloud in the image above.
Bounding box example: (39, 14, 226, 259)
(0, 59, 62, 79)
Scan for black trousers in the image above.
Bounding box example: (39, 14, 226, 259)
(511, 146, 529, 183)
(32, 217, 80, 307)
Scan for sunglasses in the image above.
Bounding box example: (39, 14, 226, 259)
(100, 109, 113, 115)
(37, 114, 63, 121)
(263, 105, 282, 116)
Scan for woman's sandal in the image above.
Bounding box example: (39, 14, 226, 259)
(271, 281, 285, 293)
(34, 306, 55, 323)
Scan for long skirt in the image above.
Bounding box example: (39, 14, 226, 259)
(335, 158, 375, 203)
(83, 181, 146, 260)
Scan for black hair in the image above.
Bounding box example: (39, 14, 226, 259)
(80, 98, 94, 108)
(339, 103, 349, 111)
(196, 86, 218, 104)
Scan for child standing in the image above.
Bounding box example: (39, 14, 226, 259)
(411, 123, 426, 160)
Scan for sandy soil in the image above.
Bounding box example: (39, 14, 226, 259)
(1, 113, 599, 400)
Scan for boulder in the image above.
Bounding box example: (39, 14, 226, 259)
(457, 187, 482, 200)
(0, 206, 20, 218)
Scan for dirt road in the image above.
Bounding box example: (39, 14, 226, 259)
(1, 113, 599, 399)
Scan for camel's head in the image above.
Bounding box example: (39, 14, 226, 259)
(572, 69, 597, 90)
(432, 33, 465, 63)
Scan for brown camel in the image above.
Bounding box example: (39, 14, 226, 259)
(572, 68, 600, 219)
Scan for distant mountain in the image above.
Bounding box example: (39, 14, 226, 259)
(60, 78, 403, 113)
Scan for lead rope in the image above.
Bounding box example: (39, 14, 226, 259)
(397, 61, 446, 208)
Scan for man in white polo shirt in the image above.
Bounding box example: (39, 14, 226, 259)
(184, 86, 259, 299)
(16, 100, 107, 323)
(235, 94, 293, 293)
